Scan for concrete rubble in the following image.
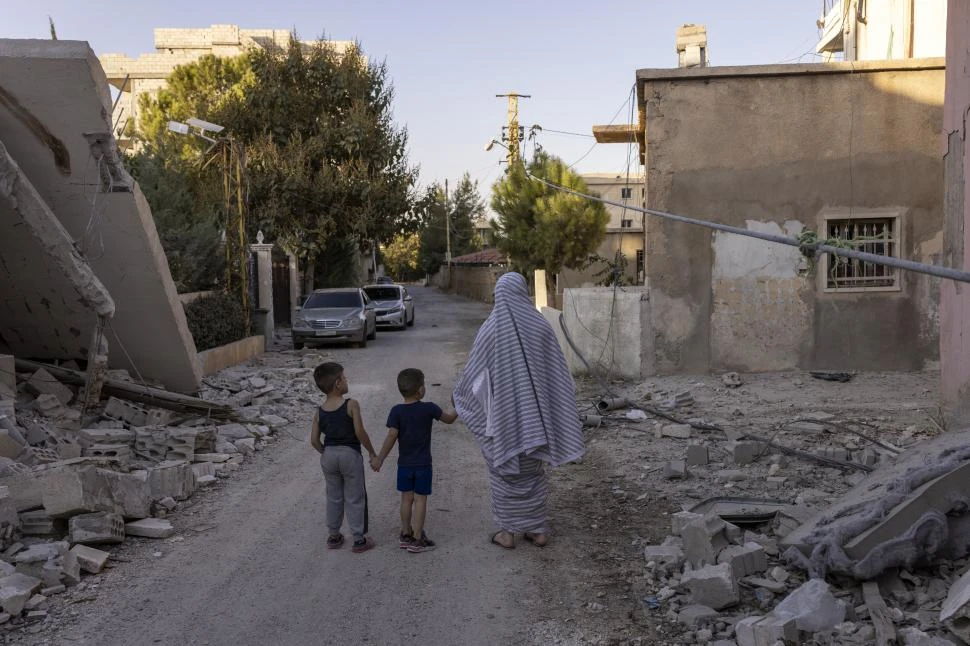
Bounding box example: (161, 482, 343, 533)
(0, 353, 297, 628)
(581, 373, 970, 645)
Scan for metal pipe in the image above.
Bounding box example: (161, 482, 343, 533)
(597, 397, 629, 411)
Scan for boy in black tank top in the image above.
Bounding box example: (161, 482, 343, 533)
(310, 362, 379, 553)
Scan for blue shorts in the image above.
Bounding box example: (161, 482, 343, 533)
(397, 465, 432, 495)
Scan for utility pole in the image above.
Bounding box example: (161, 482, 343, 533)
(496, 92, 530, 165)
(444, 179, 451, 267)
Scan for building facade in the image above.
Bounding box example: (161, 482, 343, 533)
(98, 24, 351, 144)
(817, 0, 947, 61)
(635, 59, 945, 375)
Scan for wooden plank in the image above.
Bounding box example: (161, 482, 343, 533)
(592, 124, 638, 144)
(863, 581, 897, 646)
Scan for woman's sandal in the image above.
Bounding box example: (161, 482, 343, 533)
(490, 531, 515, 549)
(523, 532, 548, 548)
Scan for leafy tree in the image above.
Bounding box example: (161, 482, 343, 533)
(491, 153, 609, 275)
(417, 173, 485, 274)
(382, 234, 422, 281)
(136, 36, 417, 291)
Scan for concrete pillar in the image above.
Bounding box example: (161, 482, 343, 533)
(534, 269, 548, 310)
(249, 240, 274, 343)
(288, 252, 301, 322)
(941, 0, 970, 428)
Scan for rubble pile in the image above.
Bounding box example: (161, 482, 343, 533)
(0, 353, 302, 630)
(581, 374, 970, 645)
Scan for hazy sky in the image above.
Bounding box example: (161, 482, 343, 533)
(5, 1, 823, 194)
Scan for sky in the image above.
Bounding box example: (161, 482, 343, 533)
(4, 0, 824, 196)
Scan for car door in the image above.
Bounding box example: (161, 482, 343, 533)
(361, 290, 376, 332)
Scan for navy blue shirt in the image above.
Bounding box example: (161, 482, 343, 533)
(386, 401, 443, 467)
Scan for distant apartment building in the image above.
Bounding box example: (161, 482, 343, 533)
(98, 24, 351, 144)
(817, 0, 946, 61)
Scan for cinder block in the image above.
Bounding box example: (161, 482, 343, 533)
(78, 428, 134, 447)
(717, 542, 768, 578)
(682, 514, 732, 567)
(18, 510, 60, 536)
(730, 441, 763, 465)
(68, 512, 124, 545)
(84, 444, 131, 463)
(682, 563, 739, 610)
(104, 397, 148, 427)
(134, 427, 169, 461)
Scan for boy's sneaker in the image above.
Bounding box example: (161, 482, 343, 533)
(399, 531, 414, 549)
(351, 536, 376, 553)
(326, 534, 344, 549)
(407, 533, 436, 553)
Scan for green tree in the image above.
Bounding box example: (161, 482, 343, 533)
(136, 36, 417, 290)
(382, 234, 422, 281)
(417, 173, 485, 274)
(491, 153, 608, 275)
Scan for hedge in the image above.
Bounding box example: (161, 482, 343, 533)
(184, 292, 248, 351)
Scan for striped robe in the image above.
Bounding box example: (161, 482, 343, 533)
(454, 272, 584, 533)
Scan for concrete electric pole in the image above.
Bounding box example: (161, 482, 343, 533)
(495, 92, 530, 165)
(444, 178, 451, 267)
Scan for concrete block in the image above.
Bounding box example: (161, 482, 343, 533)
(735, 614, 799, 646)
(78, 428, 134, 447)
(686, 444, 709, 466)
(84, 444, 131, 463)
(19, 510, 59, 536)
(57, 545, 80, 585)
(662, 424, 692, 439)
(672, 511, 703, 536)
(70, 545, 109, 574)
(0, 430, 24, 460)
(717, 542, 768, 578)
(774, 579, 846, 633)
(193, 453, 231, 463)
(69, 512, 124, 545)
(1, 471, 44, 512)
(134, 426, 169, 461)
(98, 469, 150, 519)
(716, 470, 746, 483)
(104, 397, 148, 427)
(42, 467, 116, 518)
(730, 441, 763, 465)
(197, 475, 217, 487)
(233, 437, 256, 455)
(125, 518, 175, 538)
(682, 514, 731, 567)
(765, 476, 788, 490)
(259, 414, 289, 430)
(26, 369, 73, 406)
(682, 563, 739, 610)
(664, 460, 688, 480)
(148, 460, 196, 501)
(146, 409, 176, 426)
(0, 573, 42, 615)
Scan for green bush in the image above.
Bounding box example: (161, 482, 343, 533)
(184, 292, 248, 351)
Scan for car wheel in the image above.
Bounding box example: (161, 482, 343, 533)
(407, 312, 415, 327)
(367, 321, 377, 340)
(293, 339, 304, 350)
(357, 329, 367, 348)
(398, 315, 407, 331)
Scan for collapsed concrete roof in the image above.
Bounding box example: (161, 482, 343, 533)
(0, 39, 202, 393)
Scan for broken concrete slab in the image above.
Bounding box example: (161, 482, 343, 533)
(191, 462, 217, 479)
(781, 430, 970, 579)
(662, 424, 693, 439)
(677, 604, 720, 627)
(735, 613, 798, 646)
(69, 545, 108, 574)
(682, 563, 739, 610)
(26, 369, 73, 406)
(717, 542, 768, 578)
(687, 444, 709, 466)
(0, 573, 41, 615)
(940, 566, 970, 643)
(124, 518, 175, 538)
(68, 511, 124, 544)
(664, 460, 688, 480)
(729, 441, 764, 465)
(98, 469, 150, 519)
(216, 424, 252, 440)
(682, 514, 732, 567)
(644, 543, 686, 568)
(77, 428, 133, 446)
(672, 511, 704, 536)
(774, 579, 846, 633)
(42, 466, 115, 518)
(233, 438, 256, 455)
(193, 453, 231, 463)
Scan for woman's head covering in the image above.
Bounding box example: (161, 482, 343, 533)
(454, 272, 584, 475)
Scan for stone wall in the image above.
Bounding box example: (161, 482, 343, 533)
(639, 59, 945, 374)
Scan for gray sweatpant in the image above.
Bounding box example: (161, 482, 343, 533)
(320, 446, 368, 540)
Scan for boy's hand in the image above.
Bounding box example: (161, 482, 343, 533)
(370, 455, 382, 472)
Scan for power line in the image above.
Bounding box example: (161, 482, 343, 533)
(536, 128, 596, 139)
(567, 84, 636, 169)
(526, 172, 970, 285)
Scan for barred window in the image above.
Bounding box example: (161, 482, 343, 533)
(821, 213, 901, 292)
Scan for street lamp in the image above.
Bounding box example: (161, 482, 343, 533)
(168, 117, 251, 332)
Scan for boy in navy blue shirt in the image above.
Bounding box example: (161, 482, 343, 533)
(374, 368, 457, 553)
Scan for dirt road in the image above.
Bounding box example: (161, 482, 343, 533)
(38, 288, 557, 646)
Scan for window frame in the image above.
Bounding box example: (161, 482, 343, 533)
(620, 187, 633, 199)
(818, 207, 904, 294)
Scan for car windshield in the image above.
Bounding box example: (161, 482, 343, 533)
(303, 292, 361, 309)
(364, 287, 400, 301)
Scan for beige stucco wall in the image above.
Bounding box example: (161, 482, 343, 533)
(941, 0, 970, 427)
(640, 59, 945, 374)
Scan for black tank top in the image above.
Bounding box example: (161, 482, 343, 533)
(319, 401, 361, 452)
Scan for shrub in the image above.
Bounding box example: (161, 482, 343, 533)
(184, 292, 248, 351)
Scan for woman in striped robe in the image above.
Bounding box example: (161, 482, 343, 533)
(453, 272, 585, 548)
